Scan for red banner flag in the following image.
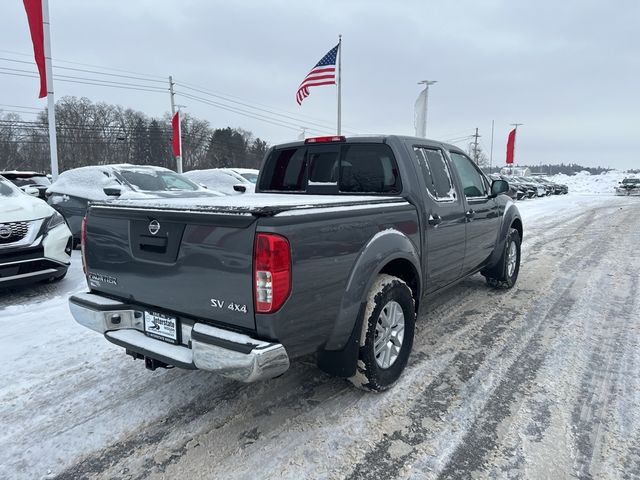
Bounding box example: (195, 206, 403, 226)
(171, 111, 182, 157)
(23, 0, 47, 98)
(506, 128, 516, 164)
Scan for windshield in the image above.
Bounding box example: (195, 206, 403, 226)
(8, 175, 51, 187)
(622, 178, 640, 184)
(117, 168, 200, 192)
(240, 173, 259, 184)
(0, 177, 21, 197)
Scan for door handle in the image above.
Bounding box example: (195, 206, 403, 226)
(465, 209, 475, 219)
(428, 213, 442, 226)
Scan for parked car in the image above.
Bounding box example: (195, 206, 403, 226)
(222, 168, 259, 184)
(615, 178, 640, 196)
(0, 175, 72, 288)
(518, 177, 546, 197)
(70, 135, 522, 392)
(502, 176, 536, 198)
(489, 174, 524, 200)
(183, 169, 256, 195)
(1, 170, 51, 199)
(47, 164, 222, 246)
(537, 177, 568, 195)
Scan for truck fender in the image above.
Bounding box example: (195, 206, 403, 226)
(484, 202, 523, 273)
(317, 228, 421, 377)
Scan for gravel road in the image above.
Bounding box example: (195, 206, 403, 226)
(1, 195, 638, 480)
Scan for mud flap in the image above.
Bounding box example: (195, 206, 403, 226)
(316, 303, 366, 378)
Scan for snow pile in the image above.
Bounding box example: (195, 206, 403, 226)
(549, 170, 635, 195)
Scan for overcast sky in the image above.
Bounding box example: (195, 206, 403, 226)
(2, 0, 638, 169)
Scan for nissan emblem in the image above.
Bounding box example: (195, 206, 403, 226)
(0, 225, 11, 239)
(148, 220, 161, 235)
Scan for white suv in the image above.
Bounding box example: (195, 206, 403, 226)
(0, 175, 72, 288)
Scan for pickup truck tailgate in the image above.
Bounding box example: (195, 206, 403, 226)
(84, 204, 258, 330)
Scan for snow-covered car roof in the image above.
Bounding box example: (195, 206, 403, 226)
(184, 169, 255, 195)
(46, 164, 212, 201)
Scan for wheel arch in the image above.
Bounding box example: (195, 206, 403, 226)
(317, 229, 421, 377)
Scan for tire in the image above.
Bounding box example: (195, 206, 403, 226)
(485, 227, 521, 289)
(348, 274, 416, 392)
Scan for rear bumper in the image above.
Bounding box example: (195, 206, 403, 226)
(68, 292, 289, 382)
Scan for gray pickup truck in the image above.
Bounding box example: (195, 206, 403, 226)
(69, 135, 522, 391)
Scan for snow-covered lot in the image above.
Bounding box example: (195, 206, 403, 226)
(1, 193, 639, 480)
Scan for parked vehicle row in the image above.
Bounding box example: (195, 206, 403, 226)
(40, 165, 259, 246)
(0, 164, 260, 289)
(489, 173, 568, 199)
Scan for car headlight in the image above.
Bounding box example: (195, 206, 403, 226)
(46, 211, 66, 231)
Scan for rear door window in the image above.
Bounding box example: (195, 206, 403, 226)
(413, 146, 456, 201)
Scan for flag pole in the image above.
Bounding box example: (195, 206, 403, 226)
(337, 34, 342, 135)
(42, 0, 59, 180)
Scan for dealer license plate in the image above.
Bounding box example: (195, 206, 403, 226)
(144, 311, 178, 344)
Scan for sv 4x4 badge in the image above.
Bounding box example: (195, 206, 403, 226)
(211, 298, 247, 314)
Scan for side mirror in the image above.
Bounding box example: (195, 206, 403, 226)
(103, 187, 122, 197)
(490, 180, 510, 197)
(233, 184, 247, 193)
(23, 186, 40, 197)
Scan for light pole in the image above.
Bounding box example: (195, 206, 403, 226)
(415, 80, 437, 137)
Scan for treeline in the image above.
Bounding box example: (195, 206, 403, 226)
(484, 163, 613, 175)
(0, 96, 268, 174)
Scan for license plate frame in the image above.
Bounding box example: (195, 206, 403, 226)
(144, 310, 179, 344)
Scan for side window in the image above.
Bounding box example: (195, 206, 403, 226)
(412, 146, 456, 201)
(449, 152, 488, 198)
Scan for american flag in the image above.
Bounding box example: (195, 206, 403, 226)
(296, 43, 339, 105)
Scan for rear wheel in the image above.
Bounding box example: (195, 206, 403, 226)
(484, 227, 521, 289)
(349, 274, 416, 392)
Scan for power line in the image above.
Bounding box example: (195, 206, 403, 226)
(0, 70, 168, 94)
(0, 103, 42, 110)
(0, 56, 167, 84)
(176, 79, 361, 133)
(0, 49, 166, 80)
(176, 82, 358, 135)
(177, 90, 325, 134)
(0, 55, 361, 136)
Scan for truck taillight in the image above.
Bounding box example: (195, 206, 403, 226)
(81, 216, 88, 275)
(254, 233, 291, 313)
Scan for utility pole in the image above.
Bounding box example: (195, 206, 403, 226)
(416, 80, 437, 137)
(489, 120, 495, 173)
(168, 75, 183, 173)
(472, 127, 481, 164)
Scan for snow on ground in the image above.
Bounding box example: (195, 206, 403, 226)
(550, 170, 637, 195)
(0, 175, 638, 480)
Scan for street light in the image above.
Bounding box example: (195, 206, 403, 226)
(415, 80, 437, 138)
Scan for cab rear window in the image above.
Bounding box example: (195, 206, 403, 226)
(259, 143, 402, 194)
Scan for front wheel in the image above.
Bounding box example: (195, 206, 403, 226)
(349, 274, 416, 392)
(484, 227, 521, 289)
